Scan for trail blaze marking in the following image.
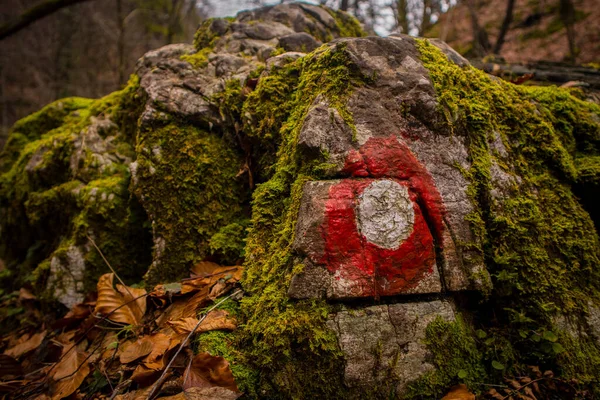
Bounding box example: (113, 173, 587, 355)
(320, 135, 445, 298)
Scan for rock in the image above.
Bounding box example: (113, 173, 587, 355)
(3, 2, 600, 399)
(290, 178, 442, 299)
(278, 32, 322, 53)
(265, 51, 305, 74)
(231, 22, 294, 41)
(47, 246, 87, 309)
(329, 300, 456, 392)
(289, 36, 489, 292)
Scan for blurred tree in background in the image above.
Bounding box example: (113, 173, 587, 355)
(1, 0, 597, 145)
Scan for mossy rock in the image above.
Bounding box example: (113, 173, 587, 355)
(1, 2, 600, 399)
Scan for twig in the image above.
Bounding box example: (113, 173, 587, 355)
(146, 289, 242, 400)
(54, 333, 106, 381)
(15, 292, 151, 399)
(500, 377, 547, 400)
(87, 234, 144, 317)
(474, 382, 510, 388)
(109, 377, 131, 400)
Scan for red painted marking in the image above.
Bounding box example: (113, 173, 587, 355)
(319, 135, 445, 298)
(341, 136, 445, 244)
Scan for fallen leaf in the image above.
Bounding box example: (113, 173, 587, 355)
(131, 364, 161, 386)
(52, 303, 94, 329)
(156, 300, 190, 327)
(168, 311, 237, 337)
(0, 354, 22, 378)
(183, 288, 213, 317)
(441, 384, 475, 400)
(19, 287, 36, 301)
(183, 353, 239, 393)
(190, 261, 223, 277)
(51, 346, 90, 400)
(151, 282, 183, 298)
(114, 386, 152, 400)
(120, 336, 154, 363)
(183, 265, 242, 294)
(4, 331, 46, 358)
(184, 386, 242, 400)
(208, 281, 229, 300)
(168, 317, 200, 335)
(95, 273, 146, 325)
(142, 333, 172, 370)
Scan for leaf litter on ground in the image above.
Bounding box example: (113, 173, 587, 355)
(0, 261, 244, 400)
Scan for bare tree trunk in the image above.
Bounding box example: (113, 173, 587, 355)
(0, 0, 92, 40)
(116, 0, 125, 86)
(166, 0, 182, 44)
(396, 0, 409, 34)
(340, 0, 349, 12)
(440, 5, 454, 41)
(420, 0, 432, 35)
(466, 0, 491, 56)
(493, 0, 515, 54)
(559, 0, 577, 63)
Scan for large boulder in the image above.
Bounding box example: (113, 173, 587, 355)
(1, 2, 600, 399)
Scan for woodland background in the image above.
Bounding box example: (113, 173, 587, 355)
(1, 0, 598, 148)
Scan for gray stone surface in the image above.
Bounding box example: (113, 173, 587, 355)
(47, 245, 87, 308)
(587, 302, 600, 344)
(290, 36, 491, 292)
(328, 300, 456, 392)
(278, 32, 322, 53)
(356, 180, 414, 250)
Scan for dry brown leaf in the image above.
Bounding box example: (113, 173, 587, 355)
(142, 332, 172, 370)
(183, 289, 213, 317)
(441, 384, 475, 400)
(19, 287, 36, 301)
(120, 336, 154, 364)
(183, 353, 239, 393)
(0, 354, 22, 378)
(190, 261, 223, 277)
(208, 281, 228, 300)
(168, 317, 201, 336)
(131, 363, 161, 386)
(51, 348, 90, 400)
(4, 331, 46, 358)
(168, 311, 237, 338)
(184, 386, 242, 400)
(487, 388, 504, 400)
(156, 300, 190, 327)
(151, 282, 183, 299)
(183, 266, 242, 295)
(52, 303, 95, 329)
(114, 386, 152, 400)
(159, 393, 185, 400)
(95, 273, 146, 325)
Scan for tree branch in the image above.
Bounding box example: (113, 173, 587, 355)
(0, 0, 93, 41)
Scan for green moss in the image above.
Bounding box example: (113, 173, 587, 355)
(416, 39, 600, 389)
(134, 123, 249, 284)
(235, 42, 374, 399)
(193, 18, 227, 50)
(556, 331, 600, 391)
(0, 76, 151, 295)
(181, 47, 212, 69)
(405, 316, 487, 399)
(576, 155, 600, 184)
(209, 221, 249, 264)
(324, 7, 367, 38)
